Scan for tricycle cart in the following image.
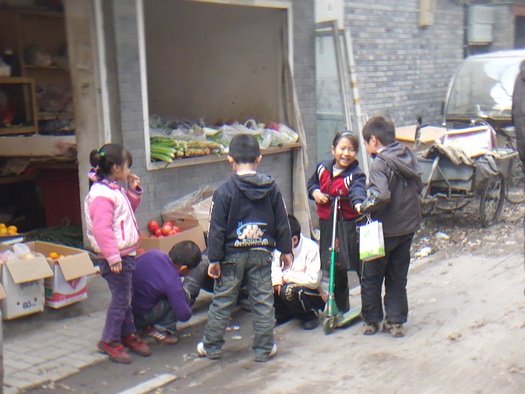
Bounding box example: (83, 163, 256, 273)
(418, 126, 517, 227)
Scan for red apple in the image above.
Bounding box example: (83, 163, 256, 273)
(171, 225, 181, 233)
(164, 220, 174, 227)
(148, 220, 160, 234)
(161, 223, 173, 236)
(169, 229, 178, 236)
(154, 228, 162, 237)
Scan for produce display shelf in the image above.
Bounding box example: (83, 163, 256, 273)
(149, 142, 302, 170)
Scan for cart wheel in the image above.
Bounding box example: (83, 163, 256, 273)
(323, 317, 336, 335)
(505, 155, 525, 204)
(480, 173, 505, 227)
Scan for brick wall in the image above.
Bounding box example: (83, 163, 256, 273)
(344, 0, 464, 126)
(491, 5, 514, 51)
(110, 0, 315, 229)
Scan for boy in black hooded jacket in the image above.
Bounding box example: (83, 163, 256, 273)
(359, 116, 422, 338)
(197, 134, 293, 362)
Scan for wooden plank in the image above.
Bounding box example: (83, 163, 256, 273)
(0, 127, 36, 136)
(149, 143, 301, 170)
(0, 134, 76, 156)
(0, 77, 34, 84)
(18, 9, 64, 19)
(38, 112, 74, 121)
(396, 125, 446, 143)
(23, 65, 66, 71)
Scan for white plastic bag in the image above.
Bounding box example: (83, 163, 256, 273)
(359, 217, 385, 262)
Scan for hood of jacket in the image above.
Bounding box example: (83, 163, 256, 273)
(378, 142, 421, 180)
(232, 173, 275, 201)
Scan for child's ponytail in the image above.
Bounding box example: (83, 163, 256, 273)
(89, 144, 133, 181)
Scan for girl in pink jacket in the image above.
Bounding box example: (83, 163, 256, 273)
(84, 143, 150, 364)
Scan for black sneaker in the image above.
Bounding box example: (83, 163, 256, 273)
(254, 344, 277, 363)
(300, 312, 319, 330)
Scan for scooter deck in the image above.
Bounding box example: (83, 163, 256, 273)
(335, 306, 362, 328)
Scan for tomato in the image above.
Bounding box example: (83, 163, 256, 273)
(148, 220, 160, 234)
(161, 224, 173, 236)
(169, 229, 179, 235)
(171, 226, 181, 233)
(154, 228, 162, 237)
(164, 220, 174, 227)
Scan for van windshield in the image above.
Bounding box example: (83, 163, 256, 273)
(446, 56, 522, 119)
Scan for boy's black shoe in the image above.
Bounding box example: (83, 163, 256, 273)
(300, 312, 319, 330)
(254, 344, 277, 362)
(301, 318, 319, 330)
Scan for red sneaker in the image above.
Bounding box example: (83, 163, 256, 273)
(98, 341, 132, 364)
(122, 333, 151, 357)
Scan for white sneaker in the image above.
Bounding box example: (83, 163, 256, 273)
(196, 342, 221, 359)
(196, 342, 207, 357)
(269, 343, 277, 358)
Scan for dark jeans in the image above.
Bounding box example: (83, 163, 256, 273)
(361, 233, 414, 325)
(274, 284, 325, 324)
(100, 256, 136, 343)
(203, 250, 275, 358)
(319, 218, 360, 313)
(134, 299, 178, 335)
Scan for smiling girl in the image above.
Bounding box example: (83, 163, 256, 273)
(307, 131, 366, 313)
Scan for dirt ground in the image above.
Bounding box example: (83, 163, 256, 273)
(31, 201, 525, 394)
(412, 202, 525, 259)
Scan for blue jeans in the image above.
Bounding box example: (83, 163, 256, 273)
(134, 299, 178, 335)
(203, 250, 275, 358)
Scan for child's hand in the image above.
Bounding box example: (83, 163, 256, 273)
(320, 291, 328, 303)
(355, 203, 362, 214)
(313, 190, 330, 205)
(280, 253, 293, 270)
(111, 261, 122, 274)
(128, 174, 141, 190)
(208, 263, 221, 279)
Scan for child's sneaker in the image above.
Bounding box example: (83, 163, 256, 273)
(98, 341, 132, 364)
(196, 342, 221, 360)
(362, 322, 380, 336)
(383, 321, 405, 338)
(143, 328, 179, 345)
(255, 344, 277, 363)
(122, 334, 151, 357)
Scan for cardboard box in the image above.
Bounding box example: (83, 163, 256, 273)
(140, 219, 206, 253)
(31, 242, 96, 309)
(0, 245, 53, 320)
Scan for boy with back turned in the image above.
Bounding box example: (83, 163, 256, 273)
(197, 134, 293, 362)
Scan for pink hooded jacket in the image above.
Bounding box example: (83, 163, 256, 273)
(84, 178, 141, 265)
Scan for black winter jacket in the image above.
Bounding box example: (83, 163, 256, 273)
(361, 142, 423, 237)
(207, 173, 292, 263)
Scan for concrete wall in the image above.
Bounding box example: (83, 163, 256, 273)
(344, 0, 464, 126)
(108, 0, 316, 229)
(145, 0, 286, 124)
